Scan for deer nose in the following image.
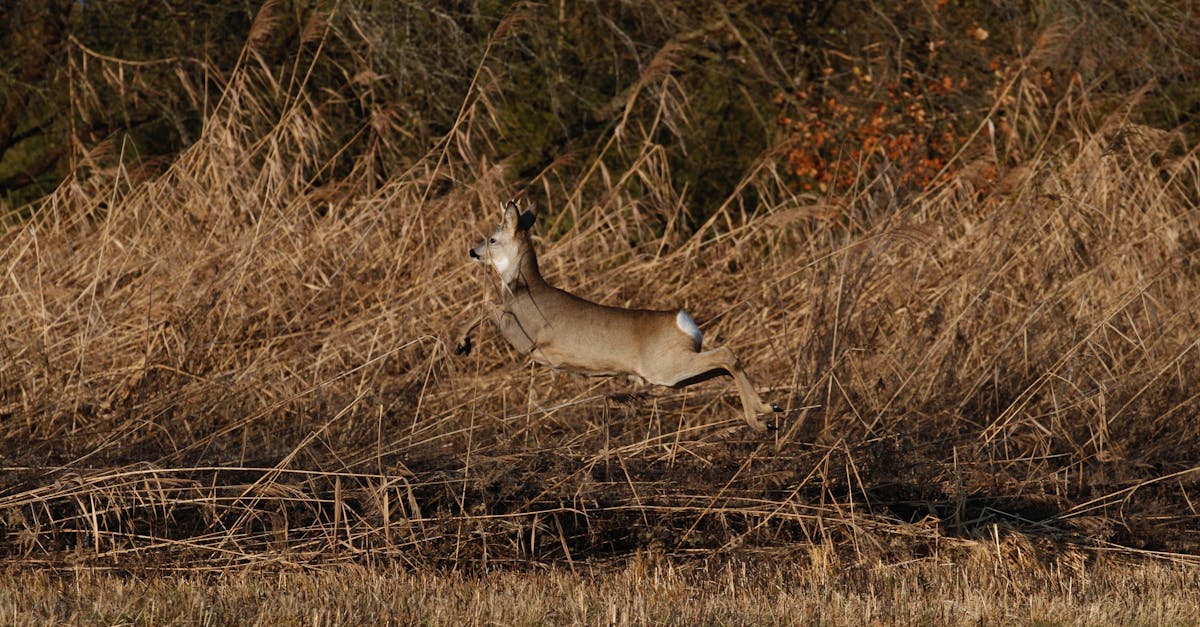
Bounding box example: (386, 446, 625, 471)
(469, 247, 479, 259)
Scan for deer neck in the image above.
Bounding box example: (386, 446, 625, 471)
(501, 241, 546, 292)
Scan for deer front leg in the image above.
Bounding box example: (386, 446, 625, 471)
(454, 304, 503, 356)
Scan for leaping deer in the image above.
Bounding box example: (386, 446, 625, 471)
(455, 200, 782, 432)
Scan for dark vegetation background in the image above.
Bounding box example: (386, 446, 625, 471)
(5, 1, 1195, 215)
(1, 0, 1199, 581)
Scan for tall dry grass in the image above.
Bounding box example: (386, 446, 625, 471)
(1, 5, 1198, 580)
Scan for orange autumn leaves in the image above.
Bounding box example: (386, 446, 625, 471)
(777, 65, 971, 195)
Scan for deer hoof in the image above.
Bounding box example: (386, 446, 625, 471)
(607, 392, 647, 407)
(455, 337, 473, 356)
(771, 404, 783, 413)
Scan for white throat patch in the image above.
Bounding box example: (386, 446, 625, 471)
(492, 253, 510, 276)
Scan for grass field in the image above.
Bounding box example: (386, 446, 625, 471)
(2, 2, 1199, 624)
(4, 555, 1199, 624)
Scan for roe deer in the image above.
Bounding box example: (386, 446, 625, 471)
(455, 200, 781, 431)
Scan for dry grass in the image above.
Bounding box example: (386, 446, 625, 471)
(1, 4, 1199, 622)
(4, 552, 1199, 625)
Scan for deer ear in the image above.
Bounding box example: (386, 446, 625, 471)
(517, 207, 537, 232)
(501, 200, 520, 232)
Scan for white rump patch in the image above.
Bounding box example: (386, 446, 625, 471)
(675, 310, 702, 351)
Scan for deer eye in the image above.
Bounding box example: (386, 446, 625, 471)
(488, 238, 496, 244)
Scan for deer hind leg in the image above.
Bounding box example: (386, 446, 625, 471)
(644, 346, 780, 432)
